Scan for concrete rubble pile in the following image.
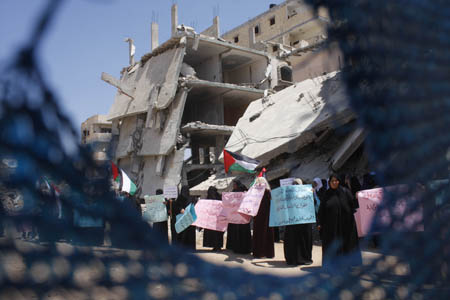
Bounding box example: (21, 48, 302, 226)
(191, 71, 369, 197)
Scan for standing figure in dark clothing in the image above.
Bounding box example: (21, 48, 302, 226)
(318, 174, 361, 268)
(203, 186, 224, 251)
(172, 185, 196, 250)
(252, 177, 274, 258)
(349, 176, 362, 197)
(226, 179, 252, 254)
(152, 189, 169, 243)
(283, 178, 313, 265)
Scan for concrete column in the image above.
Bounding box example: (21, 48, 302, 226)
(215, 136, 225, 162)
(213, 16, 220, 38)
(248, 26, 255, 48)
(171, 4, 178, 37)
(191, 144, 200, 164)
(151, 22, 159, 51)
(124, 38, 135, 66)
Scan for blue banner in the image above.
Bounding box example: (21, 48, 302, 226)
(142, 195, 168, 223)
(269, 185, 316, 227)
(175, 203, 197, 233)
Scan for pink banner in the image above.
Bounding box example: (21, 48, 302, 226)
(237, 183, 266, 216)
(356, 186, 424, 237)
(222, 192, 251, 224)
(192, 200, 228, 232)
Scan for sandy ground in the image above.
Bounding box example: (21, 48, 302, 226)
(193, 229, 382, 278)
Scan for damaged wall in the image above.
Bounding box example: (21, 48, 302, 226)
(107, 39, 186, 120)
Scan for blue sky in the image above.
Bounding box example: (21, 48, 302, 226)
(0, 0, 283, 131)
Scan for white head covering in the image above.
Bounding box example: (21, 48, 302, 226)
(254, 176, 271, 191)
(313, 178, 323, 191)
(292, 178, 303, 185)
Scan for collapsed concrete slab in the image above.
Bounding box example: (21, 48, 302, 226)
(189, 71, 370, 195)
(222, 71, 355, 165)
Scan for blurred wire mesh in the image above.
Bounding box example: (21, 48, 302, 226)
(0, 0, 449, 299)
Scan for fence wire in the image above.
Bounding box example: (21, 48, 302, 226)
(1, 0, 449, 299)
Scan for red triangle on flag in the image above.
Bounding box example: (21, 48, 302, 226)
(111, 161, 120, 181)
(223, 150, 236, 174)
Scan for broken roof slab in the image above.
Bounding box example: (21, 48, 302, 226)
(222, 71, 355, 165)
(181, 121, 234, 136)
(107, 42, 186, 120)
(183, 79, 265, 106)
(184, 35, 269, 71)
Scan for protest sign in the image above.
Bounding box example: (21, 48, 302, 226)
(269, 185, 316, 227)
(222, 192, 251, 224)
(237, 182, 266, 216)
(280, 178, 295, 186)
(142, 195, 167, 223)
(192, 200, 228, 232)
(175, 203, 197, 233)
(356, 186, 424, 237)
(163, 185, 178, 199)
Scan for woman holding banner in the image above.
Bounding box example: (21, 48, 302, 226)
(252, 177, 274, 258)
(283, 178, 313, 266)
(226, 179, 252, 254)
(318, 174, 361, 268)
(173, 186, 196, 250)
(203, 186, 224, 251)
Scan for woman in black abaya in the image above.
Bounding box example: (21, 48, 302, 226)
(202, 186, 224, 251)
(226, 179, 252, 254)
(173, 185, 196, 250)
(283, 178, 313, 265)
(152, 189, 169, 244)
(318, 174, 361, 268)
(252, 177, 274, 258)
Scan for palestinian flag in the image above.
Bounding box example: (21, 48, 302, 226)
(111, 162, 120, 182)
(223, 150, 260, 174)
(121, 169, 137, 196)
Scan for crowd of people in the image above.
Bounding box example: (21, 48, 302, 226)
(5, 171, 379, 269)
(141, 173, 378, 269)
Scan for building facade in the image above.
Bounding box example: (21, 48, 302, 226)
(221, 0, 343, 82)
(81, 114, 112, 161)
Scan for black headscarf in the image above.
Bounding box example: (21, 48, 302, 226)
(324, 173, 358, 213)
(207, 186, 221, 200)
(176, 185, 191, 208)
(232, 179, 247, 192)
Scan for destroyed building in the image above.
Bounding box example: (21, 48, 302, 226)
(191, 71, 369, 197)
(103, 5, 293, 197)
(81, 114, 112, 161)
(221, 0, 343, 82)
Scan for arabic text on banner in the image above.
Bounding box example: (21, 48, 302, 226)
(237, 183, 266, 216)
(192, 200, 228, 232)
(163, 186, 178, 199)
(355, 186, 424, 237)
(142, 195, 167, 223)
(269, 185, 316, 227)
(222, 192, 251, 224)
